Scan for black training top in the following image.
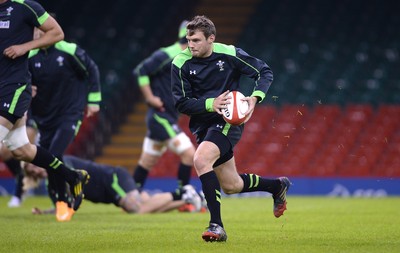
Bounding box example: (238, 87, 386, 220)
(0, 0, 48, 86)
(134, 42, 184, 123)
(171, 42, 273, 134)
(28, 41, 101, 128)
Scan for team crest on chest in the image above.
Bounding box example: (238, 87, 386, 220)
(216, 60, 225, 71)
(7, 7, 14, 15)
(56, 56, 64, 66)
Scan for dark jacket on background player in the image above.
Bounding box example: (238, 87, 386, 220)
(134, 42, 184, 129)
(28, 41, 101, 128)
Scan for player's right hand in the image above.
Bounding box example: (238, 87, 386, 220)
(3, 44, 29, 59)
(213, 90, 231, 114)
(146, 96, 165, 112)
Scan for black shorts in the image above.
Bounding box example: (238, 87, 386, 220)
(146, 113, 181, 141)
(195, 123, 244, 167)
(114, 168, 136, 193)
(0, 83, 32, 120)
(109, 168, 137, 205)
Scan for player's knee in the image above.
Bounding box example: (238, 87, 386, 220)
(169, 132, 193, 156)
(0, 124, 10, 142)
(3, 126, 31, 160)
(193, 153, 208, 173)
(221, 185, 241, 195)
(220, 177, 243, 195)
(10, 145, 33, 161)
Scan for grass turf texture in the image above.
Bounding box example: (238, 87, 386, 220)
(1, 196, 399, 253)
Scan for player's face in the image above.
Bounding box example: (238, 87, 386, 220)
(187, 30, 215, 58)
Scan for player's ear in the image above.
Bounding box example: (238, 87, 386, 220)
(208, 34, 215, 43)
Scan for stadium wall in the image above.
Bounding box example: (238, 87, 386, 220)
(1, 177, 399, 197)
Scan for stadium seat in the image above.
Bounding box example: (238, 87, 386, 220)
(232, 102, 399, 178)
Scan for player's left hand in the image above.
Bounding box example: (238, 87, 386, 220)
(86, 104, 100, 117)
(242, 96, 257, 123)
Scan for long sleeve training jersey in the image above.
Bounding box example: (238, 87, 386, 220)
(171, 43, 273, 134)
(134, 42, 183, 123)
(0, 0, 48, 86)
(28, 41, 101, 128)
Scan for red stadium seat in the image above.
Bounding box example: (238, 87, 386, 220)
(148, 104, 400, 178)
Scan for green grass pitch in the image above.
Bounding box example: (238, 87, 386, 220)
(1, 196, 399, 253)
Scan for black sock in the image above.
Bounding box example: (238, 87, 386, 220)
(177, 163, 192, 188)
(133, 165, 149, 191)
(239, 173, 281, 194)
(48, 171, 68, 202)
(56, 179, 68, 202)
(46, 175, 58, 205)
(14, 173, 24, 199)
(200, 171, 223, 227)
(5, 158, 24, 198)
(171, 188, 182, 201)
(5, 158, 21, 175)
(31, 146, 76, 184)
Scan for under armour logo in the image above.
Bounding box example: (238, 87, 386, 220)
(216, 124, 223, 129)
(34, 62, 41, 68)
(3, 103, 10, 108)
(189, 70, 196, 75)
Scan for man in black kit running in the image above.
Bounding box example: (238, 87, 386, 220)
(0, 0, 88, 216)
(171, 15, 291, 242)
(28, 24, 101, 221)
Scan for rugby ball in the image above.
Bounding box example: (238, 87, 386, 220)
(222, 91, 249, 126)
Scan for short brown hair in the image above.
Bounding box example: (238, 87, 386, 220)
(187, 15, 216, 39)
